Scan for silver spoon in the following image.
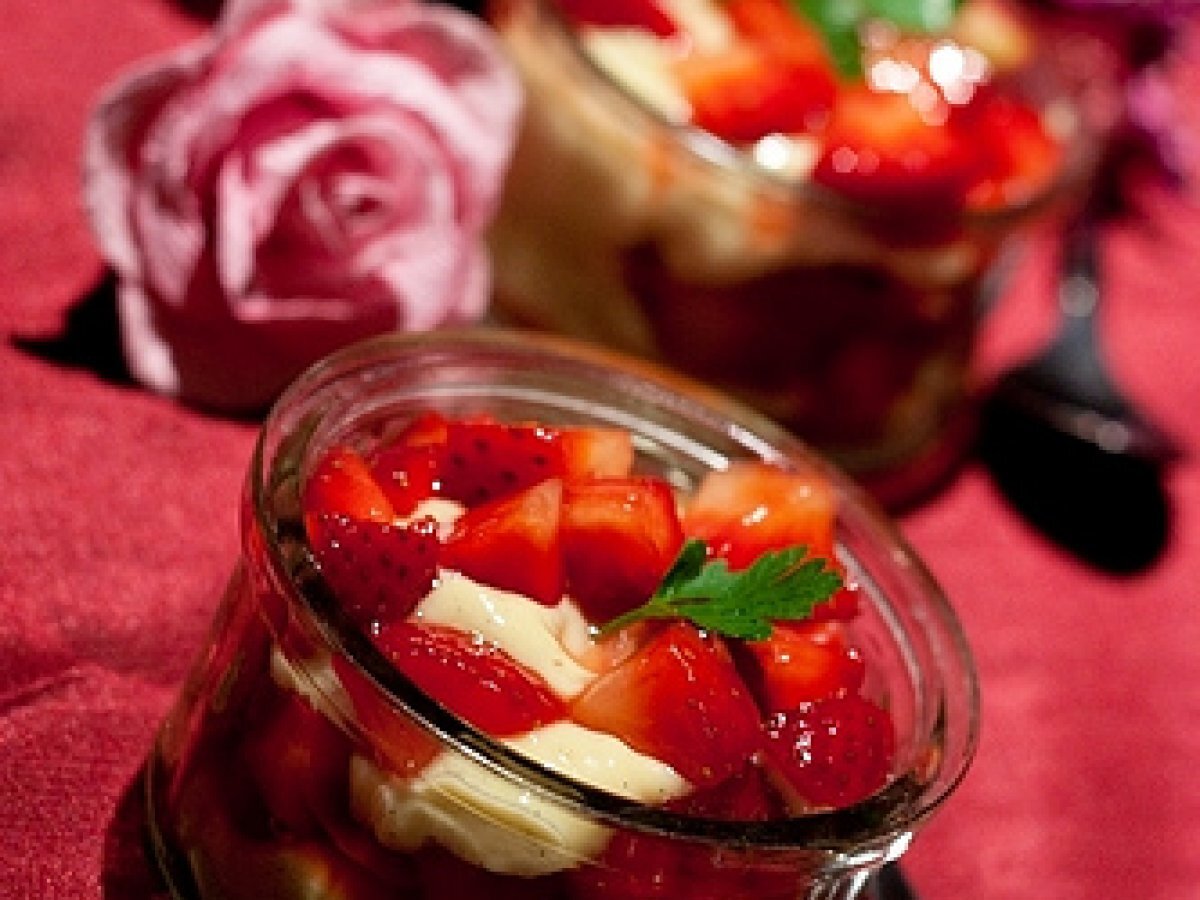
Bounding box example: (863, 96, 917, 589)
(990, 218, 1181, 464)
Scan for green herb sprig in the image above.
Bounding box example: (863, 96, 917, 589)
(792, 0, 965, 78)
(599, 539, 843, 641)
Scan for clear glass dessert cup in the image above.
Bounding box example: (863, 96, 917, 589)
(145, 328, 979, 900)
(485, 0, 1094, 506)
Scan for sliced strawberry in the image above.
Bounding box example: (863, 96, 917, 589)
(682, 462, 837, 570)
(442, 478, 565, 604)
(438, 416, 633, 507)
(374, 621, 568, 736)
(763, 694, 896, 809)
(571, 622, 762, 786)
(302, 445, 394, 531)
(678, 44, 836, 145)
(333, 653, 442, 778)
(724, 0, 832, 69)
(568, 765, 794, 900)
(561, 477, 684, 622)
(676, 759, 786, 821)
(561, 427, 635, 480)
(368, 414, 449, 515)
(813, 85, 980, 212)
(738, 621, 866, 713)
(309, 515, 440, 630)
(809, 582, 861, 623)
(553, 0, 678, 38)
(958, 90, 1064, 211)
(437, 416, 556, 506)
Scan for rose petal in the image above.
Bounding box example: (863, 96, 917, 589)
(83, 42, 211, 284)
(83, 2, 522, 413)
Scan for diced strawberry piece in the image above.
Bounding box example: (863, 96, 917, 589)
(957, 90, 1064, 211)
(442, 478, 565, 604)
(369, 439, 442, 516)
(678, 44, 836, 145)
(334, 653, 442, 778)
(393, 410, 451, 448)
(763, 694, 896, 809)
(682, 462, 837, 570)
(439, 417, 563, 506)
(373, 622, 568, 736)
(738, 621, 866, 713)
(674, 759, 788, 821)
(809, 582, 861, 623)
(368, 416, 449, 515)
(568, 765, 795, 900)
(724, 0, 832, 69)
(569, 620, 652, 675)
(561, 427, 635, 480)
(302, 446, 394, 530)
(553, 0, 678, 38)
(561, 477, 684, 622)
(309, 515, 440, 630)
(813, 85, 981, 212)
(438, 416, 632, 507)
(571, 622, 762, 786)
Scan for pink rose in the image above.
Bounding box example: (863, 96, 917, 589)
(84, 0, 521, 412)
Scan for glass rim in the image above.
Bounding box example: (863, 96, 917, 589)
(515, 0, 1097, 228)
(250, 327, 981, 852)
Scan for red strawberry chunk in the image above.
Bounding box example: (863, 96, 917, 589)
(442, 478, 565, 605)
(438, 417, 633, 507)
(568, 766, 795, 900)
(561, 477, 684, 622)
(302, 446, 394, 530)
(958, 90, 1064, 211)
(334, 653, 443, 778)
(738, 621, 866, 713)
(683, 462, 837, 570)
(724, 0, 830, 67)
(813, 86, 980, 212)
(374, 621, 567, 736)
(809, 582, 861, 623)
(440, 417, 564, 506)
(369, 442, 443, 516)
(553, 0, 679, 38)
(309, 515, 440, 630)
(571, 622, 763, 786)
(561, 426, 635, 480)
(678, 45, 835, 145)
(763, 694, 896, 809)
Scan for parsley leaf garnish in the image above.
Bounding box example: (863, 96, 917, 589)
(598, 539, 843, 641)
(792, 0, 965, 78)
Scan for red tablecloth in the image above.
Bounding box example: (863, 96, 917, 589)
(2, 2, 1199, 897)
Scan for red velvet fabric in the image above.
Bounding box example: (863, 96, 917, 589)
(2, 2, 1199, 897)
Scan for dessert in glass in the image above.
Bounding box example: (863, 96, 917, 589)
(145, 328, 979, 900)
(485, 0, 1089, 504)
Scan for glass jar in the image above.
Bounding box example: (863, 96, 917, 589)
(485, 0, 1092, 506)
(145, 328, 979, 900)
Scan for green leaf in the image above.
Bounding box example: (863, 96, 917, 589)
(866, 0, 961, 32)
(789, 0, 966, 79)
(599, 539, 843, 641)
(795, 0, 867, 78)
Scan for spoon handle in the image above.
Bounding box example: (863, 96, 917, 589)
(1054, 218, 1182, 460)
